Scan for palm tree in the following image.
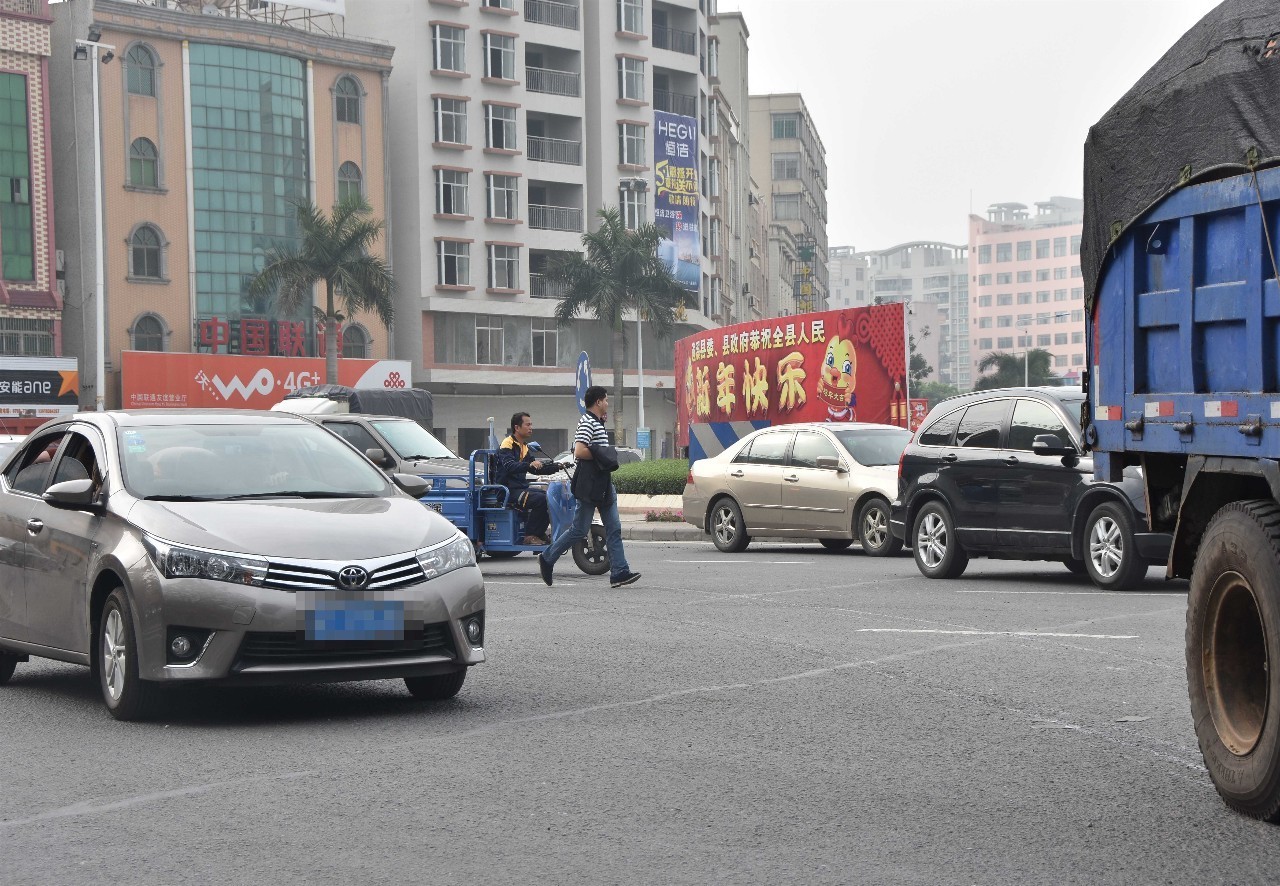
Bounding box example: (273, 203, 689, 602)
(548, 207, 687, 442)
(249, 197, 394, 384)
(974, 348, 1056, 390)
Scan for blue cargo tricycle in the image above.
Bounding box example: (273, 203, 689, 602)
(417, 448, 610, 575)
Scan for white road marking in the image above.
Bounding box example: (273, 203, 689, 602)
(664, 560, 808, 565)
(958, 589, 1184, 597)
(856, 628, 1137, 639)
(485, 580, 580, 586)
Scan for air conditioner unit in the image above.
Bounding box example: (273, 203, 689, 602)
(619, 177, 648, 192)
(55, 249, 65, 272)
(748, 295, 757, 310)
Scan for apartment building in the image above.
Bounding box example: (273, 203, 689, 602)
(748, 92, 827, 317)
(351, 0, 728, 456)
(830, 242, 969, 387)
(968, 197, 1085, 386)
(50, 0, 395, 409)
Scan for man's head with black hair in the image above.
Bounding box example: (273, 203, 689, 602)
(510, 412, 533, 442)
(584, 385, 608, 419)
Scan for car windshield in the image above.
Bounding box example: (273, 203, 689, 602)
(833, 427, 912, 467)
(369, 420, 456, 460)
(119, 423, 392, 500)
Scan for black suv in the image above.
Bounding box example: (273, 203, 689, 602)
(889, 386, 1170, 590)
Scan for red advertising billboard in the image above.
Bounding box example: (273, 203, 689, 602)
(675, 304, 907, 445)
(121, 352, 412, 410)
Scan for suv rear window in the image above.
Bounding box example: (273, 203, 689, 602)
(956, 400, 1007, 448)
(918, 408, 962, 447)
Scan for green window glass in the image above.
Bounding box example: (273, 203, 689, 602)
(337, 161, 361, 203)
(0, 73, 32, 281)
(335, 76, 360, 124)
(126, 45, 157, 97)
(189, 44, 309, 351)
(129, 138, 158, 188)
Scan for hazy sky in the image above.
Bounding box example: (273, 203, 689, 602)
(724, 0, 1223, 251)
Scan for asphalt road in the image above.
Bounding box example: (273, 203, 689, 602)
(2, 541, 1278, 885)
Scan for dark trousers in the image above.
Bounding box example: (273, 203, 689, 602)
(511, 488, 550, 539)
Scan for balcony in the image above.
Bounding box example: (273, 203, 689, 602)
(653, 89, 696, 118)
(530, 274, 567, 299)
(652, 24, 696, 55)
(526, 66, 581, 97)
(528, 135, 582, 165)
(529, 204, 583, 232)
(524, 0, 579, 29)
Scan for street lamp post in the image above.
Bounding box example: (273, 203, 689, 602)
(1018, 325, 1030, 387)
(75, 37, 115, 411)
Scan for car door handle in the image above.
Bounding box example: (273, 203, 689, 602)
(941, 453, 958, 463)
(26, 518, 43, 535)
(784, 475, 800, 483)
(1005, 455, 1020, 466)
(730, 469, 744, 477)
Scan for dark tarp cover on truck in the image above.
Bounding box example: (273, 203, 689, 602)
(283, 384, 434, 426)
(1083, 0, 1280, 308)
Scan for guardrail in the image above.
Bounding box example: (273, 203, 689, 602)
(528, 136, 582, 165)
(524, 0, 579, 29)
(526, 66, 581, 97)
(529, 204, 583, 232)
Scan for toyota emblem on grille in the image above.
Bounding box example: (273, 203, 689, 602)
(337, 565, 370, 590)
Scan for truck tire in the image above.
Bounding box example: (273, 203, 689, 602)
(1083, 501, 1147, 591)
(0, 653, 16, 684)
(1188, 500, 1280, 821)
(912, 501, 968, 579)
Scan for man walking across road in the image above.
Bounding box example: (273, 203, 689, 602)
(537, 386, 640, 589)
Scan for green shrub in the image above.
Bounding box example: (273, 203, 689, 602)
(612, 458, 688, 496)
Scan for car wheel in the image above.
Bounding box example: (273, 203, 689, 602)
(858, 497, 903, 557)
(710, 498, 750, 553)
(1187, 501, 1280, 820)
(405, 668, 467, 701)
(1084, 501, 1147, 590)
(0, 653, 16, 684)
(912, 501, 968, 579)
(99, 588, 162, 721)
(572, 525, 610, 576)
(484, 551, 521, 560)
(820, 538, 853, 551)
(1062, 557, 1087, 575)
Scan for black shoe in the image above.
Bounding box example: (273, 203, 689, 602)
(538, 553, 553, 587)
(610, 571, 641, 588)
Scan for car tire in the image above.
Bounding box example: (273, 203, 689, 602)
(819, 538, 853, 551)
(99, 588, 162, 722)
(710, 498, 750, 553)
(572, 525, 611, 576)
(0, 653, 16, 684)
(858, 498, 903, 557)
(912, 501, 968, 579)
(1083, 501, 1146, 591)
(1062, 557, 1087, 575)
(484, 551, 521, 560)
(405, 668, 467, 701)
(1187, 501, 1280, 821)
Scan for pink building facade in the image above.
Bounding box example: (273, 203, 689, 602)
(967, 198, 1085, 386)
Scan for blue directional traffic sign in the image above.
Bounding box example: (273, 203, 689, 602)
(575, 351, 591, 415)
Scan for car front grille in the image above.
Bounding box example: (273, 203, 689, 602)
(236, 621, 456, 666)
(263, 556, 425, 592)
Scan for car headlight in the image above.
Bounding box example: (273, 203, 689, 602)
(415, 533, 475, 581)
(143, 534, 268, 586)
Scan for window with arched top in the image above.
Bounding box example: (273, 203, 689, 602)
(126, 44, 157, 97)
(342, 324, 370, 359)
(129, 138, 158, 188)
(337, 161, 362, 203)
(130, 313, 167, 352)
(130, 225, 164, 279)
(335, 76, 361, 124)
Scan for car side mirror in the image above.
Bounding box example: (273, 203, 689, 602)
(366, 447, 395, 469)
(43, 478, 96, 508)
(391, 473, 429, 498)
(1031, 434, 1075, 457)
(815, 456, 847, 472)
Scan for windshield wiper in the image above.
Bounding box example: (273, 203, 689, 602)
(142, 494, 222, 502)
(404, 454, 456, 461)
(219, 491, 379, 500)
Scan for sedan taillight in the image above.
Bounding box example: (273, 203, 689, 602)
(898, 448, 907, 480)
(686, 469, 694, 486)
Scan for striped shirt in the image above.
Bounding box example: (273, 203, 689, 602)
(573, 412, 609, 456)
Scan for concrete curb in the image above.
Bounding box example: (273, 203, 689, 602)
(621, 522, 704, 541)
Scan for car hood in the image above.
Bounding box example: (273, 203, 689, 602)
(126, 495, 457, 560)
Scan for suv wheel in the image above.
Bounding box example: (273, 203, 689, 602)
(858, 498, 903, 557)
(1084, 501, 1147, 590)
(913, 501, 968, 579)
(710, 497, 750, 553)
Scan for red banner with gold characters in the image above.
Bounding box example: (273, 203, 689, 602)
(675, 304, 907, 444)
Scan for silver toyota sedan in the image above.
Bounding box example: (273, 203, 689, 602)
(0, 410, 485, 720)
(683, 422, 912, 555)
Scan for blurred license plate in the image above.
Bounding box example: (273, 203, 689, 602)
(305, 600, 405, 641)
(425, 502, 443, 513)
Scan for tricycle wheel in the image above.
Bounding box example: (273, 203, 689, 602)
(573, 525, 610, 576)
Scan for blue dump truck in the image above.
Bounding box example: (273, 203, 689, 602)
(1083, 0, 1280, 819)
